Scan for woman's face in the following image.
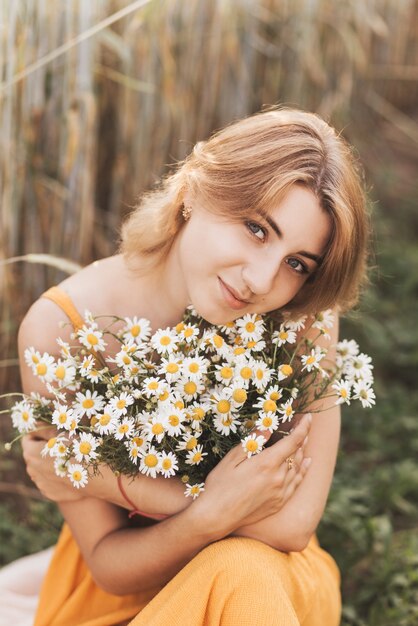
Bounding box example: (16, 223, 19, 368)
(174, 185, 331, 325)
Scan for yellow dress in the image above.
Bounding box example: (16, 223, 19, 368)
(34, 286, 341, 626)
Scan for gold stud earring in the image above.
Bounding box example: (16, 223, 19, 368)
(181, 204, 192, 220)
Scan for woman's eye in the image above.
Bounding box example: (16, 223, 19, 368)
(246, 221, 267, 241)
(286, 257, 308, 274)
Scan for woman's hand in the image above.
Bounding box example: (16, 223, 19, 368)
(190, 413, 312, 538)
(21, 435, 84, 503)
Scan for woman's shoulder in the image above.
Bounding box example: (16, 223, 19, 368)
(18, 255, 124, 355)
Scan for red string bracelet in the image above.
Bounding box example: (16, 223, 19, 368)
(116, 474, 168, 520)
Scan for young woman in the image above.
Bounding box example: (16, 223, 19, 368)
(17, 107, 368, 625)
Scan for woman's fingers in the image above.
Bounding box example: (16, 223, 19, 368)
(262, 413, 312, 466)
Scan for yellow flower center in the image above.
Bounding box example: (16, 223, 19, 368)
(144, 454, 158, 468)
(160, 335, 171, 346)
(159, 390, 169, 401)
(36, 363, 47, 376)
(148, 381, 159, 390)
(130, 325, 140, 337)
(262, 416, 273, 427)
(87, 333, 98, 346)
(123, 355, 131, 365)
(184, 327, 194, 338)
(280, 364, 293, 377)
(279, 331, 288, 341)
(245, 440, 258, 453)
(82, 399, 94, 409)
(175, 322, 185, 333)
(72, 471, 82, 482)
(162, 458, 173, 470)
(152, 423, 164, 435)
(167, 363, 179, 374)
(234, 347, 246, 355)
(22, 411, 30, 422)
(131, 447, 138, 457)
(79, 441, 92, 455)
(192, 407, 205, 421)
(263, 399, 277, 413)
(184, 381, 197, 395)
(55, 365, 66, 380)
(99, 413, 111, 425)
(59, 413, 67, 424)
(213, 334, 224, 349)
(269, 390, 281, 401)
(341, 389, 348, 398)
(232, 388, 247, 403)
(222, 417, 233, 427)
(119, 424, 129, 434)
(47, 438, 56, 448)
(245, 322, 256, 332)
(285, 406, 293, 416)
(256, 369, 264, 380)
(220, 366, 233, 380)
(240, 366, 252, 379)
(31, 354, 40, 364)
(169, 414, 180, 426)
(175, 399, 185, 410)
(188, 363, 199, 374)
(192, 452, 202, 463)
(217, 399, 231, 414)
(247, 340, 256, 349)
(306, 356, 315, 365)
(117, 399, 127, 410)
(190, 485, 200, 495)
(186, 437, 198, 450)
(132, 437, 144, 447)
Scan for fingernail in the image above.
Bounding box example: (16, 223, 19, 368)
(304, 413, 312, 424)
(302, 435, 309, 447)
(303, 457, 312, 469)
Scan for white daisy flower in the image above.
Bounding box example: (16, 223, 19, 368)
(312, 309, 335, 331)
(51, 405, 78, 431)
(229, 384, 248, 407)
(121, 316, 151, 344)
(142, 377, 166, 398)
(139, 446, 160, 478)
(243, 338, 266, 352)
(278, 399, 295, 422)
(53, 360, 76, 387)
(94, 408, 118, 435)
(56, 338, 72, 359)
(241, 434, 266, 458)
(277, 363, 294, 381)
(184, 482, 205, 499)
(252, 360, 274, 390)
(233, 358, 254, 389)
(84, 367, 104, 384)
(24, 347, 42, 369)
(73, 432, 99, 463)
(201, 330, 232, 358)
(218, 320, 236, 336)
(175, 377, 205, 402)
(161, 405, 186, 436)
(150, 328, 179, 355)
(67, 463, 88, 488)
(213, 413, 241, 436)
(256, 412, 280, 432)
(109, 391, 134, 417)
(185, 444, 207, 466)
(114, 417, 135, 440)
(282, 314, 307, 332)
(214, 363, 235, 384)
(54, 458, 68, 478)
(300, 347, 325, 372)
(352, 381, 376, 408)
(176, 431, 202, 452)
(143, 414, 169, 443)
(82, 310, 98, 328)
(235, 314, 265, 342)
(159, 451, 179, 477)
(32, 353, 56, 382)
(77, 326, 106, 352)
(41, 436, 68, 458)
(272, 324, 297, 347)
(332, 379, 351, 405)
(336, 339, 359, 360)
(11, 401, 36, 433)
(79, 354, 95, 376)
(178, 323, 200, 344)
(253, 394, 279, 415)
(185, 402, 209, 430)
(182, 356, 209, 381)
(158, 356, 182, 383)
(348, 353, 374, 382)
(74, 389, 105, 418)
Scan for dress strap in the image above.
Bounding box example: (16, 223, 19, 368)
(41, 286, 85, 331)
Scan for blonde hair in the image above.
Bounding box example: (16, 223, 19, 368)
(120, 107, 369, 315)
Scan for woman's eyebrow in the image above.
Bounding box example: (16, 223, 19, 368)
(264, 215, 322, 265)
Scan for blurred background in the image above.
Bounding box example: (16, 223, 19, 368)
(0, 1, 417, 624)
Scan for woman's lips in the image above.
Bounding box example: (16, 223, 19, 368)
(218, 278, 249, 311)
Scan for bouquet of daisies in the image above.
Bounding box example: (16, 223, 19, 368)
(7, 307, 375, 499)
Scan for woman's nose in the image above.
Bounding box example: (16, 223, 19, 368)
(242, 254, 281, 297)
